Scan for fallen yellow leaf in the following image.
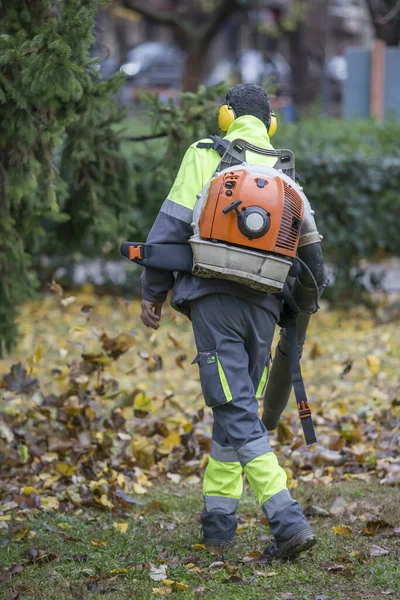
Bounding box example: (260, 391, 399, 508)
(61, 296, 76, 307)
(66, 490, 82, 505)
(133, 483, 148, 495)
(34, 343, 44, 363)
(14, 527, 30, 541)
(110, 568, 128, 575)
(41, 452, 59, 463)
(21, 487, 40, 495)
(158, 432, 181, 455)
(113, 522, 128, 533)
(40, 496, 60, 510)
(56, 462, 76, 477)
(332, 525, 352, 537)
(367, 354, 381, 375)
(91, 539, 107, 547)
(174, 582, 189, 590)
(137, 473, 152, 487)
(133, 391, 152, 412)
(117, 473, 126, 487)
(192, 544, 206, 551)
(95, 494, 113, 509)
(152, 588, 172, 596)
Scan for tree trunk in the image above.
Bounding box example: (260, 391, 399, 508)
(182, 45, 205, 92)
(374, 19, 400, 46)
(288, 23, 310, 107)
(365, 0, 400, 46)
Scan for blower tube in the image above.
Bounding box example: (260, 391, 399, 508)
(262, 242, 328, 431)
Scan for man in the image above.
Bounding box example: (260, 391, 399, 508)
(140, 84, 325, 559)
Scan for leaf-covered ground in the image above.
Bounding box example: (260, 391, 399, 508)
(0, 290, 399, 599)
(1, 481, 400, 600)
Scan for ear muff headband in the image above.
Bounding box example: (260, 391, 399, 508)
(218, 104, 278, 137)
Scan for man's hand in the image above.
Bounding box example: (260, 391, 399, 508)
(140, 300, 163, 330)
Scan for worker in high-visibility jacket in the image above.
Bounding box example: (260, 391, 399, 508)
(140, 84, 325, 560)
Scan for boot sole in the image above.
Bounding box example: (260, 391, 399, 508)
(277, 533, 316, 560)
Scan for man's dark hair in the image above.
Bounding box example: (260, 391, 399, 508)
(225, 84, 271, 127)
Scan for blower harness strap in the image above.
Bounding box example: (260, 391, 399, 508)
(285, 324, 317, 445)
(278, 264, 319, 446)
(197, 136, 305, 183)
(196, 135, 229, 156)
(120, 242, 193, 272)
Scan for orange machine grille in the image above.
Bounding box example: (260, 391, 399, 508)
(275, 182, 303, 253)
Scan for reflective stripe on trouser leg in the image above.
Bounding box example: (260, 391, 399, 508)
(201, 449, 243, 542)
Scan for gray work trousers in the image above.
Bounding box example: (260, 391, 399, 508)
(190, 294, 310, 544)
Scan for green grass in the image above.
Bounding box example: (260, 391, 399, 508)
(1, 482, 399, 600)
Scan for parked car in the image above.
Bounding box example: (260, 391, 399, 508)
(120, 42, 185, 92)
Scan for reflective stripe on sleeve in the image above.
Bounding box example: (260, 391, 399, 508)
(160, 199, 193, 223)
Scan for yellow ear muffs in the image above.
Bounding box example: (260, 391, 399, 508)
(218, 104, 236, 132)
(268, 111, 278, 138)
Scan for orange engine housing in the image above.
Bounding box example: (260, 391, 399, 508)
(198, 169, 304, 259)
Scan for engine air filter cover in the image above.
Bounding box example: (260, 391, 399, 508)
(239, 206, 270, 239)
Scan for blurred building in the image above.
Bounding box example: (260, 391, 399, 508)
(94, 0, 374, 116)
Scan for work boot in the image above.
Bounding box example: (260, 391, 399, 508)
(263, 528, 316, 561)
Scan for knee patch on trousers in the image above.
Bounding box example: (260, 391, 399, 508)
(203, 457, 243, 499)
(243, 452, 287, 506)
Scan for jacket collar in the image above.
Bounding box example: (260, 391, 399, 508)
(224, 115, 273, 149)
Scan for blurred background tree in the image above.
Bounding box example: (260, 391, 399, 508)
(122, 0, 236, 92)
